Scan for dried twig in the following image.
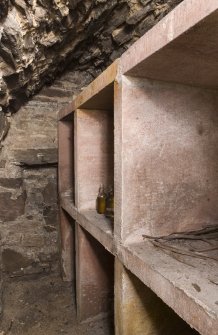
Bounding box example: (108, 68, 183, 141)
(142, 224, 218, 262)
(150, 240, 218, 261)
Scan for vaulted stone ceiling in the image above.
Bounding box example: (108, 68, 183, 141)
(0, 0, 182, 113)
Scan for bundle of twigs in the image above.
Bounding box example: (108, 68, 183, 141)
(142, 224, 218, 262)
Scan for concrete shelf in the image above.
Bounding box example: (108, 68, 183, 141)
(58, 0, 218, 333)
(58, 60, 118, 121)
(118, 241, 218, 335)
(60, 193, 114, 255)
(59, 102, 75, 121)
(78, 210, 114, 255)
(60, 192, 77, 221)
(74, 60, 118, 111)
(120, 0, 218, 89)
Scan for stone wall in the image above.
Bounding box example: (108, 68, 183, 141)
(0, 0, 184, 315)
(0, 70, 91, 279)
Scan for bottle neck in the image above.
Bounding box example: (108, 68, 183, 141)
(98, 185, 105, 196)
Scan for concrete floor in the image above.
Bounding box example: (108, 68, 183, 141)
(0, 275, 114, 335)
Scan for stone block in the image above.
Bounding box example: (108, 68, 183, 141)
(0, 215, 59, 276)
(42, 179, 57, 205)
(0, 177, 22, 189)
(112, 25, 134, 46)
(0, 279, 2, 316)
(0, 0, 9, 18)
(0, 191, 26, 221)
(0, 160, 6, 168)
(0, 228, 23, 247)
(126, 4, 152, 25)
(0, 111, 9, 142)
(12, 148, 57, 166)
(43, 206, 58, 226)
(134, 13, 155, 36)
(21, 233, 45, 248)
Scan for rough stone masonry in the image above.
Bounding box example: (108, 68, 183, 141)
(0, 0, 184, 315)
(0, 0, 183, 112)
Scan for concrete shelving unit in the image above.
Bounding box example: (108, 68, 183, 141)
(58, 1, 218, 334)
(58, 60, 117, 323)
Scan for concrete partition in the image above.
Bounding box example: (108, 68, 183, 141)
(75, 223, 114, 322)
(58, 118, 75, 281)
(75, 109, 114, 211)
(115, 258, 198, 335)
(58, 118, 74, 200)
(119, 76, 218, 242)
(59, 208, 75, 282)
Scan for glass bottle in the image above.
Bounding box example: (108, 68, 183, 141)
(105, 186, 114, 221)
(96, 184, 106, 214)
